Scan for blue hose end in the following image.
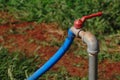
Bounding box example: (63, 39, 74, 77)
(68, 29, 75, 38)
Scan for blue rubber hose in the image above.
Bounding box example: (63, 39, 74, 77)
(27, 29, 75, 80)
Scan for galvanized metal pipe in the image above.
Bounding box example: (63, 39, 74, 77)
(89, 54, 98, 80)
(79, 30, 99, 80)
(71, 27, 99, 54)
(71, 27, 99, 80)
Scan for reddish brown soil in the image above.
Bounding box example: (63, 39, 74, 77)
(99, 60, 120, 80)
(0, 12, 120, 80)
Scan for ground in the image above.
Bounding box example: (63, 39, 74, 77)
(0, 12, 120, 80)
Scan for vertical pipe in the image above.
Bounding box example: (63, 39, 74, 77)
(89, 53, 98, 80)
(71, 27, 99, 80)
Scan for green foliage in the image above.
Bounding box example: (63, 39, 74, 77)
(98, 51, 120, 62)
(0, 46, 40, 80)
(39, 66, 88, 80)
(0, 0, 120, 34)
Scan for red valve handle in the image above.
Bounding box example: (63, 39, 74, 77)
(74, 12, 102, 29)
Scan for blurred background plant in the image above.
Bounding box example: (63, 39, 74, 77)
(0, 0, 120, 34)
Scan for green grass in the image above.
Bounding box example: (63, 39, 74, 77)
(39, 66, 88, 80)
(0, 46, 40, 80)
(0, 0, 120, 35)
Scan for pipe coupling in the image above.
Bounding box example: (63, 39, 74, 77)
(70, 27, 99, 55)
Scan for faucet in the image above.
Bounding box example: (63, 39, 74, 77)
(27, 12, 102, 80)
(71, 12, 102, 80)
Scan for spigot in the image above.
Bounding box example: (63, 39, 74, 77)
(74, 12, 102, 29)
(71, 12, 103, 80)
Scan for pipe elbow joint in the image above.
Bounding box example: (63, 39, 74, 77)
(80, 31, 99, 55)
(70, 27, 99, 55)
